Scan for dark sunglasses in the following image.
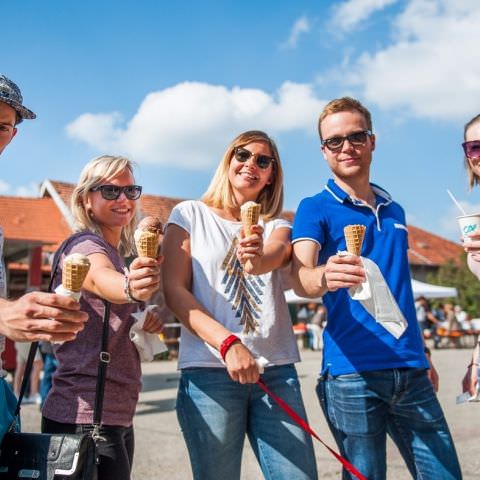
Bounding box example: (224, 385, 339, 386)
(90, 184, 142, 200)
(233, 147, 275, 169)
(322, 130, 372, 151)
(462, 140, 480, 159)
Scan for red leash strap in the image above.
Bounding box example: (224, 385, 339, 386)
(256, 379, 367, 480)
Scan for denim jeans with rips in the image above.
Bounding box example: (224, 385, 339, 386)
(317, 367, 462, 480)
(176, 364, 318, 480)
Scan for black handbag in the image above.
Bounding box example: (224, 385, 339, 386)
(0, 233, 112, 479)
(0, 431, 97, 479)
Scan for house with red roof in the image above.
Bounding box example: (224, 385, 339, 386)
(1, 179, 464, 296)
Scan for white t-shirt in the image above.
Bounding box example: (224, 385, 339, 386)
(168, 200, 300, 369)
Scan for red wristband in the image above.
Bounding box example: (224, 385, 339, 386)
(220, 334, 240, 361)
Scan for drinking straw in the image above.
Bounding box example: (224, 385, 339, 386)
(446, 189, 467, 216)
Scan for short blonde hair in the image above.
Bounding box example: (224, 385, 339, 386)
(202, 131, 284, 220)
(71, 155, 140, 256)
(464, 114, 480, 189)
(318, 97, 373, 141)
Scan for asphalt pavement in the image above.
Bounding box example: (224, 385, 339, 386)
(22, 347, 479, 479)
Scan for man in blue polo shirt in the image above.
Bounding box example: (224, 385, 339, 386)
(291, 97, 461, 479)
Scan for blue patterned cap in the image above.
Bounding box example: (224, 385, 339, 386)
(0, 75, 36, 123)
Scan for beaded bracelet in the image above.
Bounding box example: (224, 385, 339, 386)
(220, 334, 241, 360)
(123, 268, 140, 303)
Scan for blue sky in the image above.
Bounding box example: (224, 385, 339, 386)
(2, 0, 480, 242)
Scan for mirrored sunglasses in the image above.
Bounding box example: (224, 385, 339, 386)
(322, 130, 372, 151)
(234, 147, 275, 170)
(462, 140, 480, 159)
(90, 184, 142, 200)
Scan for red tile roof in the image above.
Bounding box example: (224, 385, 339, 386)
(407, 225, 463, 266)
(45, 180, 74, 207)
(41, 180, 463, 267)
(139, 194, 184, 225)
(0, 196, 70, 245)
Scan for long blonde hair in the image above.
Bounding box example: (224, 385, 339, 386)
(202, 130, 284, 220)
(464, 114, 480, 189)
(71, 155, 140, 256)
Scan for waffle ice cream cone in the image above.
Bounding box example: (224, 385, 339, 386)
(344, 224, 366, 256)
(62, 253, 91, 293)
(135, 231, 159, 258)
(134, 216, 163, 258)
(240, 201, 261, 237)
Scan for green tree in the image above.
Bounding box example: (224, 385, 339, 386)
(427, 252, 480, 318)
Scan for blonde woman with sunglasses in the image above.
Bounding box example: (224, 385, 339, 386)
(162, 131, 317, 480)
(41, 155, 164, 480)
(460, 115, 480, 399)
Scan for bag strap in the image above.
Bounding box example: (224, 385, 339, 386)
(93, 299, 110, 429)
(9, 232, 111, 433)
(12, 342, 39, 423)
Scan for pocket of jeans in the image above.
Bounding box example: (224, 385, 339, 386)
(324, 372, 387, 436)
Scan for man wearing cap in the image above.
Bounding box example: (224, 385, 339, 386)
(0, 75, 87, 439)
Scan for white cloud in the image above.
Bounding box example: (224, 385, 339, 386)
(15, 182, 39, 197)
(66, 112, 124, 151)
(67, 81, 326, 169)
(340, 0, 480, 120)
(281, 16, 311, 49)
(0, 180, 40, 197)
(0, 180, 11, 195)
(331, 0, 398, 31)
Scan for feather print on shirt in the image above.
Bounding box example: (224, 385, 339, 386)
(221, 237, 265, 334)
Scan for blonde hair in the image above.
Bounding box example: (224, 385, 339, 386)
(464, 114, 480, 189)
(202, 131, 284, 220)
(71, 155, 140, 256)
(318, 97, 373, 141)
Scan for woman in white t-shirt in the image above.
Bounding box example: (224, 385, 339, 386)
(163, 130, 317, 480)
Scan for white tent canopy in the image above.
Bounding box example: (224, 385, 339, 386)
(411, 279, 457, 299)
(284, 279, 457, 304)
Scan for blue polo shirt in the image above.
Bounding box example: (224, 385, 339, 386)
(292, 179, 428, 375)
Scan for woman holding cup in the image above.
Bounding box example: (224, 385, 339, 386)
(162, 130, 317, 479)
(460, 115, 480, 397)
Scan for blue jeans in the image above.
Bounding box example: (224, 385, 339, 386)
(0, 378, 18, 442)
(39, 353, 58, 407)
(317, 368, 462, 480)
(176, 364, 318, 480)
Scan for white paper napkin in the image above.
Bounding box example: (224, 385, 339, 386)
(52, 285, 82, 344)
(130, 305, 168, 362)
(340, 251, 408, 339)
(54, 284, 81, 302)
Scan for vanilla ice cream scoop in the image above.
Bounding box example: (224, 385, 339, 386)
(62, 253, 91, 293)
